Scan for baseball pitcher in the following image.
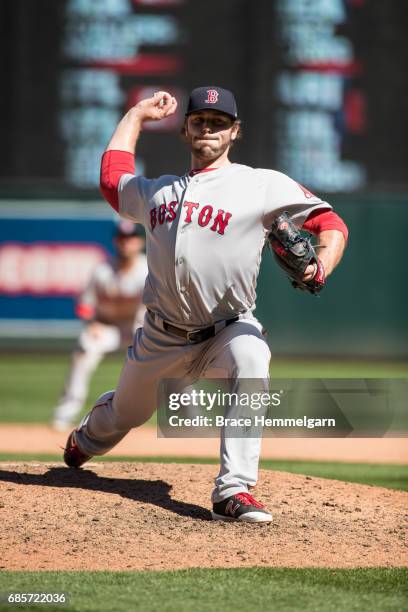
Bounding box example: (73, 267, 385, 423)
(63, 86, 348, 522)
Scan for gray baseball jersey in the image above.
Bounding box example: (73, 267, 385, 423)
(117, 164, 331, 327)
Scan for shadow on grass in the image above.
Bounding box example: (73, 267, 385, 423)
(0, 467, 212, 521)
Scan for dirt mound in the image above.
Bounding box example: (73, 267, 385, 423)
(0, 462, 407, 571)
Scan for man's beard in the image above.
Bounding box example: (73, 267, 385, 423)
(191, 139, 229, 161)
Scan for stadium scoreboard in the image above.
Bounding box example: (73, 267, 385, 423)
(0, 0, 406, 193)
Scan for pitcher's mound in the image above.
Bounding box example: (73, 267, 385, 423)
(0, 462, 406, 571)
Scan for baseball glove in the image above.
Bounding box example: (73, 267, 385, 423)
(268, 212, 325, 295)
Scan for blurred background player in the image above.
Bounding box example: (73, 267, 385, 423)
(51, 221, 147, 431)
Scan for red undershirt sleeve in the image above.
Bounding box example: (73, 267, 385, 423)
(100, 150, 135, 212)
(302, 209, 349, 242)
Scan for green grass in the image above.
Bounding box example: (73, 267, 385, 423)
(0, 354, 124, 423)
(0, 354, 407, 423)
(0, 568, 406, 612)
(0, 454, 406, 491)
(1, 358, 406, 611)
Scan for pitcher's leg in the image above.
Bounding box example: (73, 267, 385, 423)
(70, 314, 195, 461)
(205, 322, 271, 503)
(75, 349, 160, 456)
(213, 420, 264, 503)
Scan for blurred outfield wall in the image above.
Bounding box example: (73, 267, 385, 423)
(0, 195, 406, 358)
(0, 200, 116, 345)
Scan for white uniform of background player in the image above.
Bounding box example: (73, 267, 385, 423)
(52, 221, 147, 431)
(64, 87, 347, 522)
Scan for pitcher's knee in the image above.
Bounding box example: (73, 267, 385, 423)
(229, 337, 270, 378)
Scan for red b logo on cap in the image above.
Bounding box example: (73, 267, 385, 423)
(205, 89, 219, 104)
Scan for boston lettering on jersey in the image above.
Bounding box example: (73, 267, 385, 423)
(149, 200, 232, 235)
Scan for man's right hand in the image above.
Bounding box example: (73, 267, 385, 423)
(134, 91, 178, 123)
(105, 91, 177, 153)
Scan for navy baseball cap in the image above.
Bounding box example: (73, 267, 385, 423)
(186, 86, 238, 120)
(115, 221, 144, 238)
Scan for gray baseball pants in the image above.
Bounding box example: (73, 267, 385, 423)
(75, 311, 271, 502)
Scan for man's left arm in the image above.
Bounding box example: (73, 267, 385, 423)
(302, 210, 348, 281)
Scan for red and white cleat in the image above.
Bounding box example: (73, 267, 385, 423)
(63, 430, 92, 468)
(212, 492, 272, 523)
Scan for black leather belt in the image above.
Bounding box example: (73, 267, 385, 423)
(148, 310, 239, 343)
